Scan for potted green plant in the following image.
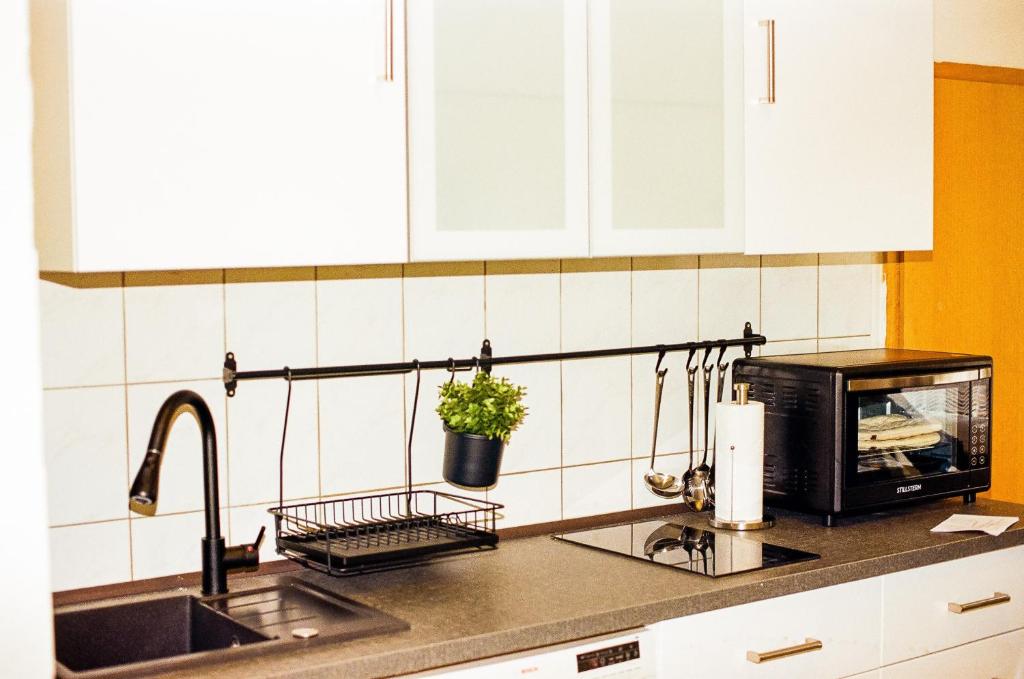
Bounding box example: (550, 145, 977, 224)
(437, 371, 527, 489)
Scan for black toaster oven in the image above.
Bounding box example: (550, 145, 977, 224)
(732, 349, 992, 526)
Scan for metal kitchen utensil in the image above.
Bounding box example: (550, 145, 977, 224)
(685, 348, 714, 511)
(682, 349, 700, 508)
(644, 353, 685, 499)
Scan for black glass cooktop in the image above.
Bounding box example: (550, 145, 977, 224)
(554, 519, 819, 578)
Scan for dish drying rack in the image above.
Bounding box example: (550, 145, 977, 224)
(224, 323, 765, 577)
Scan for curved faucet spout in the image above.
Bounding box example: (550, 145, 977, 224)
(129, 390, 228, 595)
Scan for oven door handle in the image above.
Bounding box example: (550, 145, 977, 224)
(846, 368, 991, 392)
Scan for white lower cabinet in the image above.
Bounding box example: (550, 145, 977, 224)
(656, 577, 883, 679)
(880, 628, 1024, 679)
(881, 545, 1024, 665)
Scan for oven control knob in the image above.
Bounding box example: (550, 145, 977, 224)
(971, 446, 978, 454)
(979, 455, 986, 465)
(971, 457, 978, 466)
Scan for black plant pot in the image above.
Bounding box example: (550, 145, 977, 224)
(442, 425, 505, 490)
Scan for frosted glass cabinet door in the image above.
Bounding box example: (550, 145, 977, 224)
(589, 0, 745, 256)
(408, 0, 589, 261)
(743, 0, 933, 255)
(62, 0, 407, 271)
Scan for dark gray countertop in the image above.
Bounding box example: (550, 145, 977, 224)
(123, 498, 1024, 678)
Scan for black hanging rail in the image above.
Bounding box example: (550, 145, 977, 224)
(223, 322, 766, 397)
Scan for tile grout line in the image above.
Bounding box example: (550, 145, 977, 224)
(314, 267, 323, 504)
(400, 264, 409, 491)
(558, 259, 565, 521)
(816, 254, 821, 351)
(628, 258, 634, 512)
(120, 271, 135, 582)
(221, 269, 232, 544)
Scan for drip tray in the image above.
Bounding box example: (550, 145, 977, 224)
(203, 577, 409, 642)
(554, 520, 818, 577)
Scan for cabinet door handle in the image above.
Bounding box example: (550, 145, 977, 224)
(382, 0, 395, 82)
(948, 592, 1011, 614)
(758, 19, 776, 104)
(746, 638, 822, 664)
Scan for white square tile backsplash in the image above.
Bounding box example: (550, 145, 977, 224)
(49, 521, 132, 591)
(131, 511, 212, 581)
(761, 254, 818, 341)
(41, 255, 884, 590)
(321, 375, 408, 495)
(225, 270, 317, 370)
(38, 274, 125, 389)
(227, 379, 320, 506)
(123, 271, 225, 382)
(43, 386, 128, 526)
(317, 268, 404, 365)
(562, 357, 631, 466)
(485, 263, 561, 354)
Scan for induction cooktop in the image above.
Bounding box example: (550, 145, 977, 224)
(554, 519, 819, 578)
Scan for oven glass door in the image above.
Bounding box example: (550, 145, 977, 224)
(845, 380, 970, 486)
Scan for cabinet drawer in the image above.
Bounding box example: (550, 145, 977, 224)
(882, 545, 1024, 664)
(880, 628, 1024, 679)
(657, 577, 882, 679)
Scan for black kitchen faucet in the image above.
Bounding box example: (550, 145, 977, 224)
(129, 390, 263, 595)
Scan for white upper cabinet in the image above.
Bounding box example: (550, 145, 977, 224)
(589, 0, 745, 256)
(407, 0, 589, 262)
(34, 0, 407, 272)
(743, 0, 934, 255)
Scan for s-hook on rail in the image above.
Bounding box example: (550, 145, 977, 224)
(222, 322, 765, 396)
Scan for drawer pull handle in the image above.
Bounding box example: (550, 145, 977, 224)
(746, 638, 822, 664)
(948, 592, 1011, 614)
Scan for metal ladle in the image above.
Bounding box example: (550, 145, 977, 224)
(644, 352, 685, 499)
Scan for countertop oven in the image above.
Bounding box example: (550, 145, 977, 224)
(733, 349, 992, 526)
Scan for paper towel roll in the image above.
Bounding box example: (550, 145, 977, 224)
(714, 398, 765, 523)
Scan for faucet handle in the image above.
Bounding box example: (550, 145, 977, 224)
(224, 526, 266, 574)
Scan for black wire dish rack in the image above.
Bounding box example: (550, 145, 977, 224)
(270, 490, 500, 576)
(268, 362, 503, 577)
(230, 324, 766, 577)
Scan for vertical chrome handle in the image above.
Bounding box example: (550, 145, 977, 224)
(747, 638, 822, 664)
(759, 19, 775, 104)
(382, 0, 395, 82)
(948, 592, 1011, 614)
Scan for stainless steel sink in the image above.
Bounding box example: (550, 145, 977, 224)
(54, 576, 409, 677)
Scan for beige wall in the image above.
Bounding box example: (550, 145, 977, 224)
(935, 0, 1024, 68)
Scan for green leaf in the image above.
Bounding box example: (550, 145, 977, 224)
(436, 371, 528, 444)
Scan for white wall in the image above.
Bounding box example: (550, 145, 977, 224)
(935, 0, 1024, 69)
(0, 0, 56, 675)
(40, 254, 885, 591)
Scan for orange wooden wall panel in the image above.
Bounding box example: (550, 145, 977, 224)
(896, 71, 1024, 503)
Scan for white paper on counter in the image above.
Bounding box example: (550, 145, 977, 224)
(931, 514, 1019, 537)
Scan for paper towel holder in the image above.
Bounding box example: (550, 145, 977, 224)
(707, 381, 775, 531)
